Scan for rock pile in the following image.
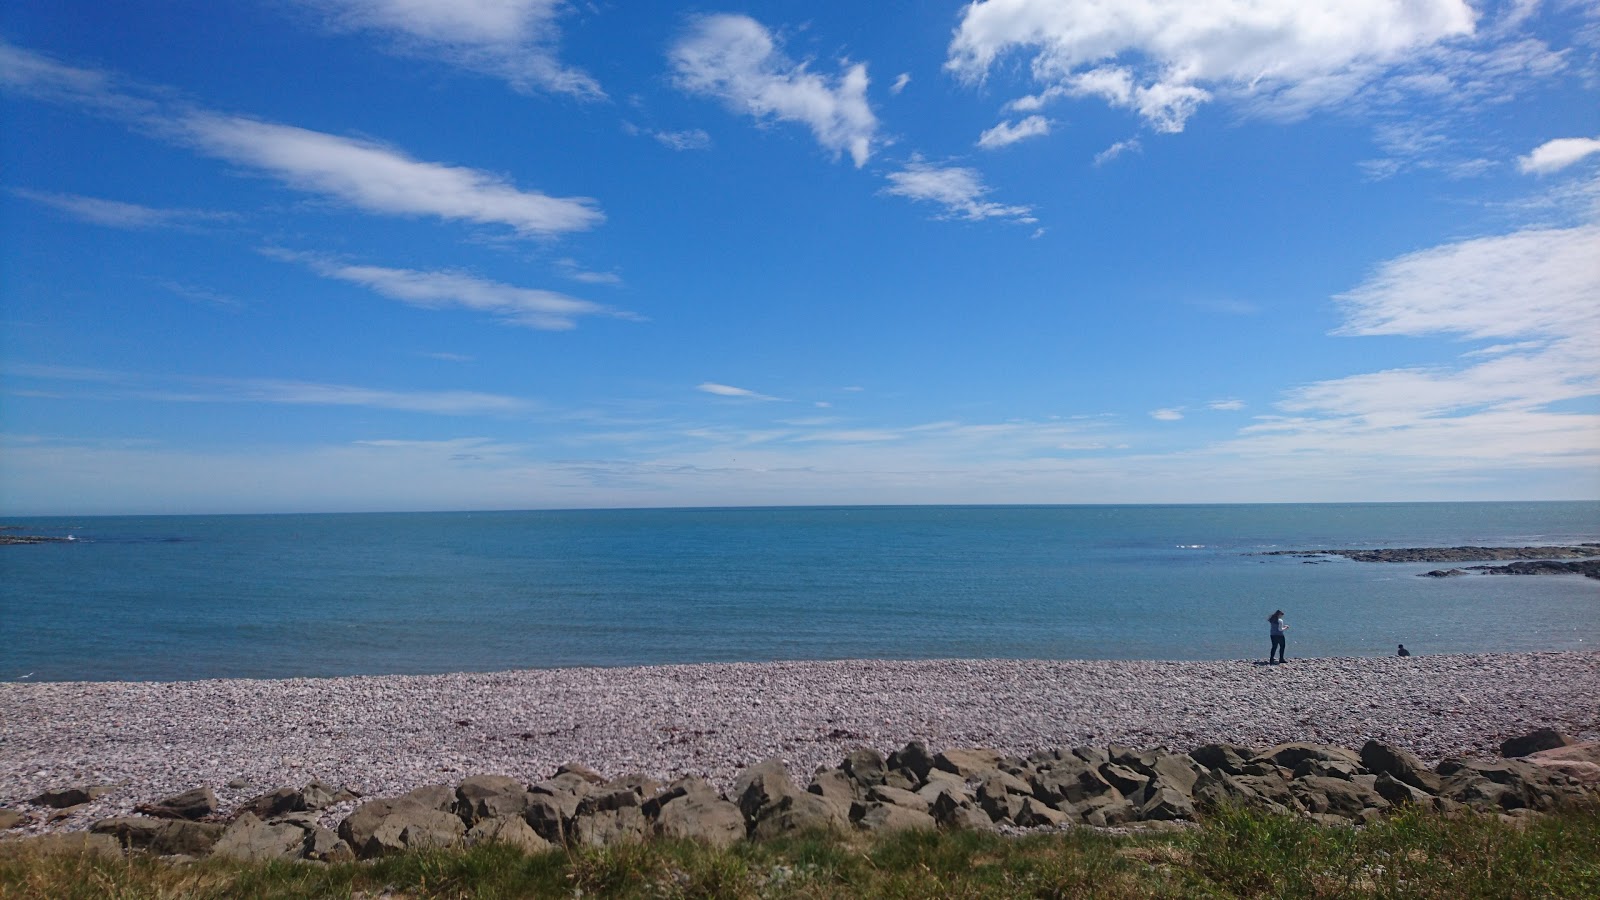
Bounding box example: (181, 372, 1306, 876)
(3, 731, 1596, 863)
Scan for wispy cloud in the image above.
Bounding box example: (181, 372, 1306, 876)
(977, 115, 1050, 149)
(697, 382, 781, 401)
(670, 13, 878, 167)
(1519, 137, 1600, 175)
(1093, 139, 1142, 166)
(276, 252, 636, 330)
(11, 188, 230, 229)
(890, 72, 911, 95)
(882, 157, 1035, 223)
(554, 258, 623, 286)
(652, 128, 712, 151)
(1, 42, 603, 239)
(1150, 408, 1184, 421)
(293, 0, 601, 98)
(154, 280, 245, 310)
(1208, 400, 1245, 411)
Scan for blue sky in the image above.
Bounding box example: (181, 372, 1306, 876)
(2, 0, 1597, 514)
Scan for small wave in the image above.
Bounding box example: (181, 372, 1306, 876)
(1176, 544, 1206, 549)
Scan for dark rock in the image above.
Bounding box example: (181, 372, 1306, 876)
(523, 793, 578, 845)
(732, 758, 801, 823)
(642, 775, 718, 818)
(1291, 776, 1389, 819)
(0, 809, 25, 830)
(1360, 740, 1442, 793)
(1255, 743, 1361, 771)
(888, 741, 935, 783)
(1467, 560, 1600, 580)
(842, 748, 888, 787)
(1292, 759, 1360, 781)
(1015, 797, 1069, 828)
(238, 788, 304, 820)
(865, 784, 928, 812)
(363, 805, 466, 856)
(91, 816, 166, 850)
(1099, 762, 1150, 796)
(304, 827, 354, 863)
(1373, 773, 1437, 808)
(1140, 785, 1196, 821)
(402, 784, 457, 813)
(30, 786, 110, 809)
(556, 762, 607, 785)
(138, 787, 218, 821)
(1420, 569, 1468, 577)
(808, 769, 860, 805)
(1500, 728, 1573, 759)
(455, 774, 533, 825)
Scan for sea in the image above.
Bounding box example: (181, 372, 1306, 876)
(1, 502, 1596, 682)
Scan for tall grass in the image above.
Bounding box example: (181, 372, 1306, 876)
(3, 806, 1596, 899)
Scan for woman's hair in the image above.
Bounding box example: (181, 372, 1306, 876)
(1268, 610, 1283, 621)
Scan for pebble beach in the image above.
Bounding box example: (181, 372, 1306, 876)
(4, 652, 1598, 833)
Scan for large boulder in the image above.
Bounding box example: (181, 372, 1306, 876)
(807, 769, 860, 805)
(1254, 743, 1361, 771)
(465, 816, 552, 854)
(887, 741, 935, 783)
(238, 780, 351, 820)
(1014, 797, 1070, 828)
(749, 793, 850, 840)
(865, 784, 928, 812)
(210, 812, 309, 862)
(1140, 785, 1196, 821)
(572, 806, 649, 848)
(1360, 740, 1442, 794)
(855, 802, 937, 833)
(654, 793, 746, 847)
(1189, 743, 1254, 775)
(456, 775, 534, 825)
(732, 758, 802, 822)
(1500, 728, 1573, 759)
(1291, 776, 1389, 820)
(934, 748, 1002, 779)
(1524, 742, 1600, 787)
(523, 792, 580, 845)
(363, 805, 467, 857)
(842, 748, 888, 787)
(137, 787, 218, 821)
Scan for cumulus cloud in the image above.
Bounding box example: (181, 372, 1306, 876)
(698, 382, 781, 401)
(279, 254, 633, 330)
(670, 13, 878, 167)
(295, 0, 600, 97)
(180, 114, 602, 236)
(947, 0, 1479, 132)
(882, 158, 1035, 223)
(1519, 137, 1600, 175)
(11, 188, 229, 229)
(977, 115, 1051, 149)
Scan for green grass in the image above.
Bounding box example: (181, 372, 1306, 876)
(4, 806, 1598, 899)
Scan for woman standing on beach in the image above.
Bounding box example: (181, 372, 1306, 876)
(1268, 610, 1288, 663)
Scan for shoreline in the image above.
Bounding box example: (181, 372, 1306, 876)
(4, 652, 1598, 835)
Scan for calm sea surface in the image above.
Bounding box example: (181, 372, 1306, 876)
(2, 503, 1596, 682)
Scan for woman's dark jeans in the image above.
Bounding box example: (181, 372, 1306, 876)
(1270, 634, 1286, 662)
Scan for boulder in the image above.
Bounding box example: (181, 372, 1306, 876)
(1073, 794, 1136, 827)
(642, 776, 719, 818)
(137, 787, 218, 821)
(523, 793, 579, 845)
(572, 806, 650, 848)
(1189, 743, 1254, 775)
(1137, 752, 1204, 795)
(402, 784, 457, 813)
(1525, 742, 1600, 787)
(1500, 728, 1573, 759)
(865, 784, 928, 812)
(1373, 773, 1438, 808)
(1438, 759, 1576, 812)
(732, 758, 801, 822)
(30, 786, 110, 808)
(91, 816, 166, 850)
(0, 809, 26, 830)
(887, 741, 935, 783)
(1360, 740, 1442, 794)
(338, 798, 402, 849)
(1099, 763, 1150, 797)
(304, 827, 355, 863)
(807, 769, 860, 805)
(555, 762, 606, 785)
(1140, 785, 1196, 821)
(1255, 743, 1361, 771)
(931, 791, 994, 831)
(1192, 771, 1302, 816)
(363, 806, 467, 856)
(1292, 759, 1360, 781)
(750, 793, 850, 840)
(1015, 797, 1069, 828)
(465, 816, 552, 854)
(0, 832, 122, 859)
(842, 748, 888, 787)
(654, 793, 746, 848)
(238, 788, 305, 820)
(934, 748, 1002, 778)
(210, 812, 308, 862)
(1291, 776, 1388, 819)
(456, 775, 534, 825)
(855, 802, 937, 833)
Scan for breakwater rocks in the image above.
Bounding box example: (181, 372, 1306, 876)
(4, 732, 1596, 863)
(1261, 545, 1600, 564)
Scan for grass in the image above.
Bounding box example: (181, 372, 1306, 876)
(3, 805, 1598, 899)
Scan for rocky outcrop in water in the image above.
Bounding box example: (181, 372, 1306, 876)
(1261, 545, 1600, 563)
(1465, 559, 1600, 580)
(3, 732, 1596, 862)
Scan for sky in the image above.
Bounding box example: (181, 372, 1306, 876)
(1, 0, 1597, 515)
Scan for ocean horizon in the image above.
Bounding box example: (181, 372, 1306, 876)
(2, 501, 1596, 683)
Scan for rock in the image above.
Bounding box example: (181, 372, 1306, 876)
(363, 806, 467, 856)
(855, 802, 937, 832)
(1075, 794, 1136, 827)
(238, 788, 305, 820)
(304, 827, 355, 863)
(1099, 763, 1150, 797)
(30, 786, 110, 808)
(654, 793, 746, 847)
(298, 780, 351, 810)
(1255, 743, 1361, 771)
(0, 809, 25, 830)
(465, 816, 552, 854)
(523, 793, 579, 845)
(456, 774, 533, 825)
(1373, 773, 1437, 808)
(934, 747, 1003, 778)
(1140, 785, 1196, 821)
(1138, 752, 1204, 795)
(1292, 759, 1360, 781)
(882, 770, 919, 791)
(0, 832, 122, 859)
(91, 816, 166, 850)
(1420, 569, 1468, 577)
(750, 793, 850, 840)
(338, 798, 402, 849)
(1360, 740, 1442, 794)
(807, 769, 860, 805)
(576, 786, 644, 816)
(1438, 759, 1575, 812)
(138, 787, 218, 821)
(866, 785, 929, 812)
(887, 741, 935, 783)
(1015, 797, 1069, 828)
(1032, 763, 1115, 806)
(931, 792, 994, 831)
(642, 775, 719, 818)
(1193, 771, 1302, 816)
(732, 758, 802, 822)
(556, 762, 606, 785)
(403, 784, 458, 813)
(572, 806, 650, 847)
(842, 748, 888, 787)
(1291, 776, 1388, 819)
(210, 812, 308, 862)
(1500, 728, 1573, 759)
(1525, 742, 1600, 787)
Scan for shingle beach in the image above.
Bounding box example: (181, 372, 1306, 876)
(3, 652, 1598, 833)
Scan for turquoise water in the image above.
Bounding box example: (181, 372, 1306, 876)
(1, 503, 1596, 682)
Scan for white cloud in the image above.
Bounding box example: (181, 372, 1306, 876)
(697, 382, 781, 401)
(882, 158, 1036, 223)
(11, 188, 229, 229)
(1093, 139, 1141, 166)
(297, 0, 600, 98)
(977, 115, 1051, 149)
(179, 114, 602, 236)
(652, 128, 713, 151)
(283, 255, 633, 330)
(0, 40, 160, 118)
(1519, 137, 1600, 175)
(1150, 408, 1184, 421)
(947, 0, 1479, 132)
(890, 72, 911, 94)
(669, 13, 878, 167)
(1208, 400, 1245, 411)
